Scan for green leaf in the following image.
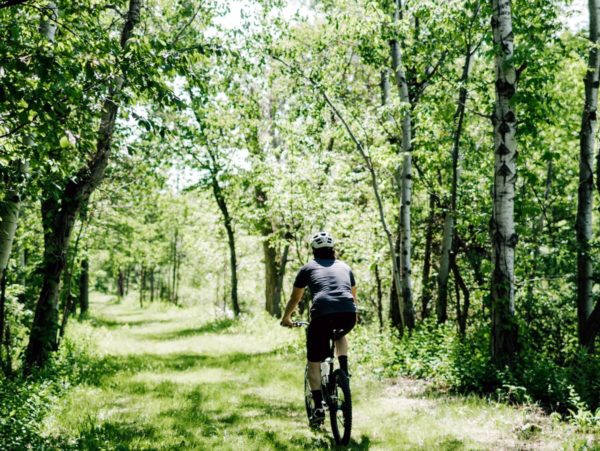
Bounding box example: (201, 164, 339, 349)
(59, 136, 71, 149)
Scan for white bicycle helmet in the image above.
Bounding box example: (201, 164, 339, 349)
(311, 231, 334, 249)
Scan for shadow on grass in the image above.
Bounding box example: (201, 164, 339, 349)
(141, 317, 237, 341)
(73, 420, 159, 450)
(65, 346, 376, 449)
(79, 348, 283, 386)
(87, 316, 174, 329)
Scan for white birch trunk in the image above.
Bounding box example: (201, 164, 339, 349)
(490, 0, 518, 362)
(437, 42, 474, 324)
(390, 0, 415, 329)
(577, 0, 600, 349)
(0, 191, 19, 273)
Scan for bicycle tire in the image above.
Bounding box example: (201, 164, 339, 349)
(329, 369, 352, 445)
(304, 364, 313, 424)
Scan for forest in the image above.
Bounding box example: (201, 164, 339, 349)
(1, 0, 600, 449)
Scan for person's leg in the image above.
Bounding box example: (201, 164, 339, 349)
(308, 361, 321, 390)
(334, 313, 356, 374)
(334, 335, 348, 356)
(307, 318, 327, 410)
(335, 336, 349, 374)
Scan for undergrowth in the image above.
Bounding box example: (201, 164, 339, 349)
(351, 318, 600, 431)
(0, 329, 98, 449)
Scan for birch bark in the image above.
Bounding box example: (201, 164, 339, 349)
(390, 0, 415, 330)
(437, 42, 474, 323)
(490, 0, 518, 363)
(577, 0, 600, 350)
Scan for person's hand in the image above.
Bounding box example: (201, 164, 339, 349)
(280, 316, 294, 328)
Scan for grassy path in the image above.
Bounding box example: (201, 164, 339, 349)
(44, 295, 592, 450)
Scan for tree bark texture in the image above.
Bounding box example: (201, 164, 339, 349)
(421, 193, 435, 320)
(390, 0, 415, 330)
(381, 67, 404, 331)
(263, 238, 279, 316)
(490, 0, 518, 364)
(78, 259, 89, 315)
(374, 263, 384, 331)
(25, 0, 141, 371)
(577, 0, 600, 350)
(0, 190, 19, 274)
(437, 41, 474, 324)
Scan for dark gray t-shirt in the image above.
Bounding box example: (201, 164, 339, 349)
(293, 258, 357, 319)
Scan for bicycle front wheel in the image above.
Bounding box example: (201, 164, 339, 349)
(329, 369, 352, 445)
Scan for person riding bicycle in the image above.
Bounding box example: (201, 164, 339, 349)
(280, 231, 357, 425)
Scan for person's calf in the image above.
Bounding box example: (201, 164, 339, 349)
(338, 355, 349, 375)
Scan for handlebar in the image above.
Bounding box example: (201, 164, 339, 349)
(292, 321, 309, 327)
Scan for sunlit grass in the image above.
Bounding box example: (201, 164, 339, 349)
(42, 293, 598, 450)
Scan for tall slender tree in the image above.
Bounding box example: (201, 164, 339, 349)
(577, 0, 600, 351)
(389, 0, 415, 330)
(437, 2, 480, 324)
(490, 0, 518, 363)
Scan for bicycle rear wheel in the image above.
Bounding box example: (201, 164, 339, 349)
(304, 364, 313, 424)
(329, 369, 352, 445)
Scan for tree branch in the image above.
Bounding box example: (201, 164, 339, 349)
(0, 0, 29, 8)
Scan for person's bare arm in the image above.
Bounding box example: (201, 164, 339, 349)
(280, 286, 305, 327)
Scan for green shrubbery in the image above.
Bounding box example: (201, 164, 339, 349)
(0, 331, 97, 449)
(352, 319, 600, 422)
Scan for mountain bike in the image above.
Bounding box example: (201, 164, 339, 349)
(293, 321, 352, 446)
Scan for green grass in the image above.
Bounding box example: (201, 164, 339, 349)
(39, 293, 598, 450)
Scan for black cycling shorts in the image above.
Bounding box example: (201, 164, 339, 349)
(306, 312, 356, 362)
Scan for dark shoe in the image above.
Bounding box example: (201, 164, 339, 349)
(309, 407, 325, 427)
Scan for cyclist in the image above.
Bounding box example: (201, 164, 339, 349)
(280, 231, 357, 425)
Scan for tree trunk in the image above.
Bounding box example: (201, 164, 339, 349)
(171, 228, 178, 304)
(0, 182, 20, 369)
(149, 268, 154, 303)
(578, 0, 600, 350)
(390, 0, 415, 330)
(59, 216, 86, 339)
(0, 188, 20, 275)
(0, 270, 7, 374)
(140, 265, 145, 308)
(125, 266, 130, 295)
(79, 258, 89, 316)
(272, 243, 289, 318)
(207, 149, 240, 316)
(117, 269, 125, 298)
(374, 263, 384, 331)
(389, 233, 403, 331)
(24, 0, 141, 372)
(381, 67, 404, 331)
(490, 0, 518, 364)
(437, 40, 474, 323)
(263, 235, 279, 316)
(451, 257, 470, 336)
(421, 193, 435, 320)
